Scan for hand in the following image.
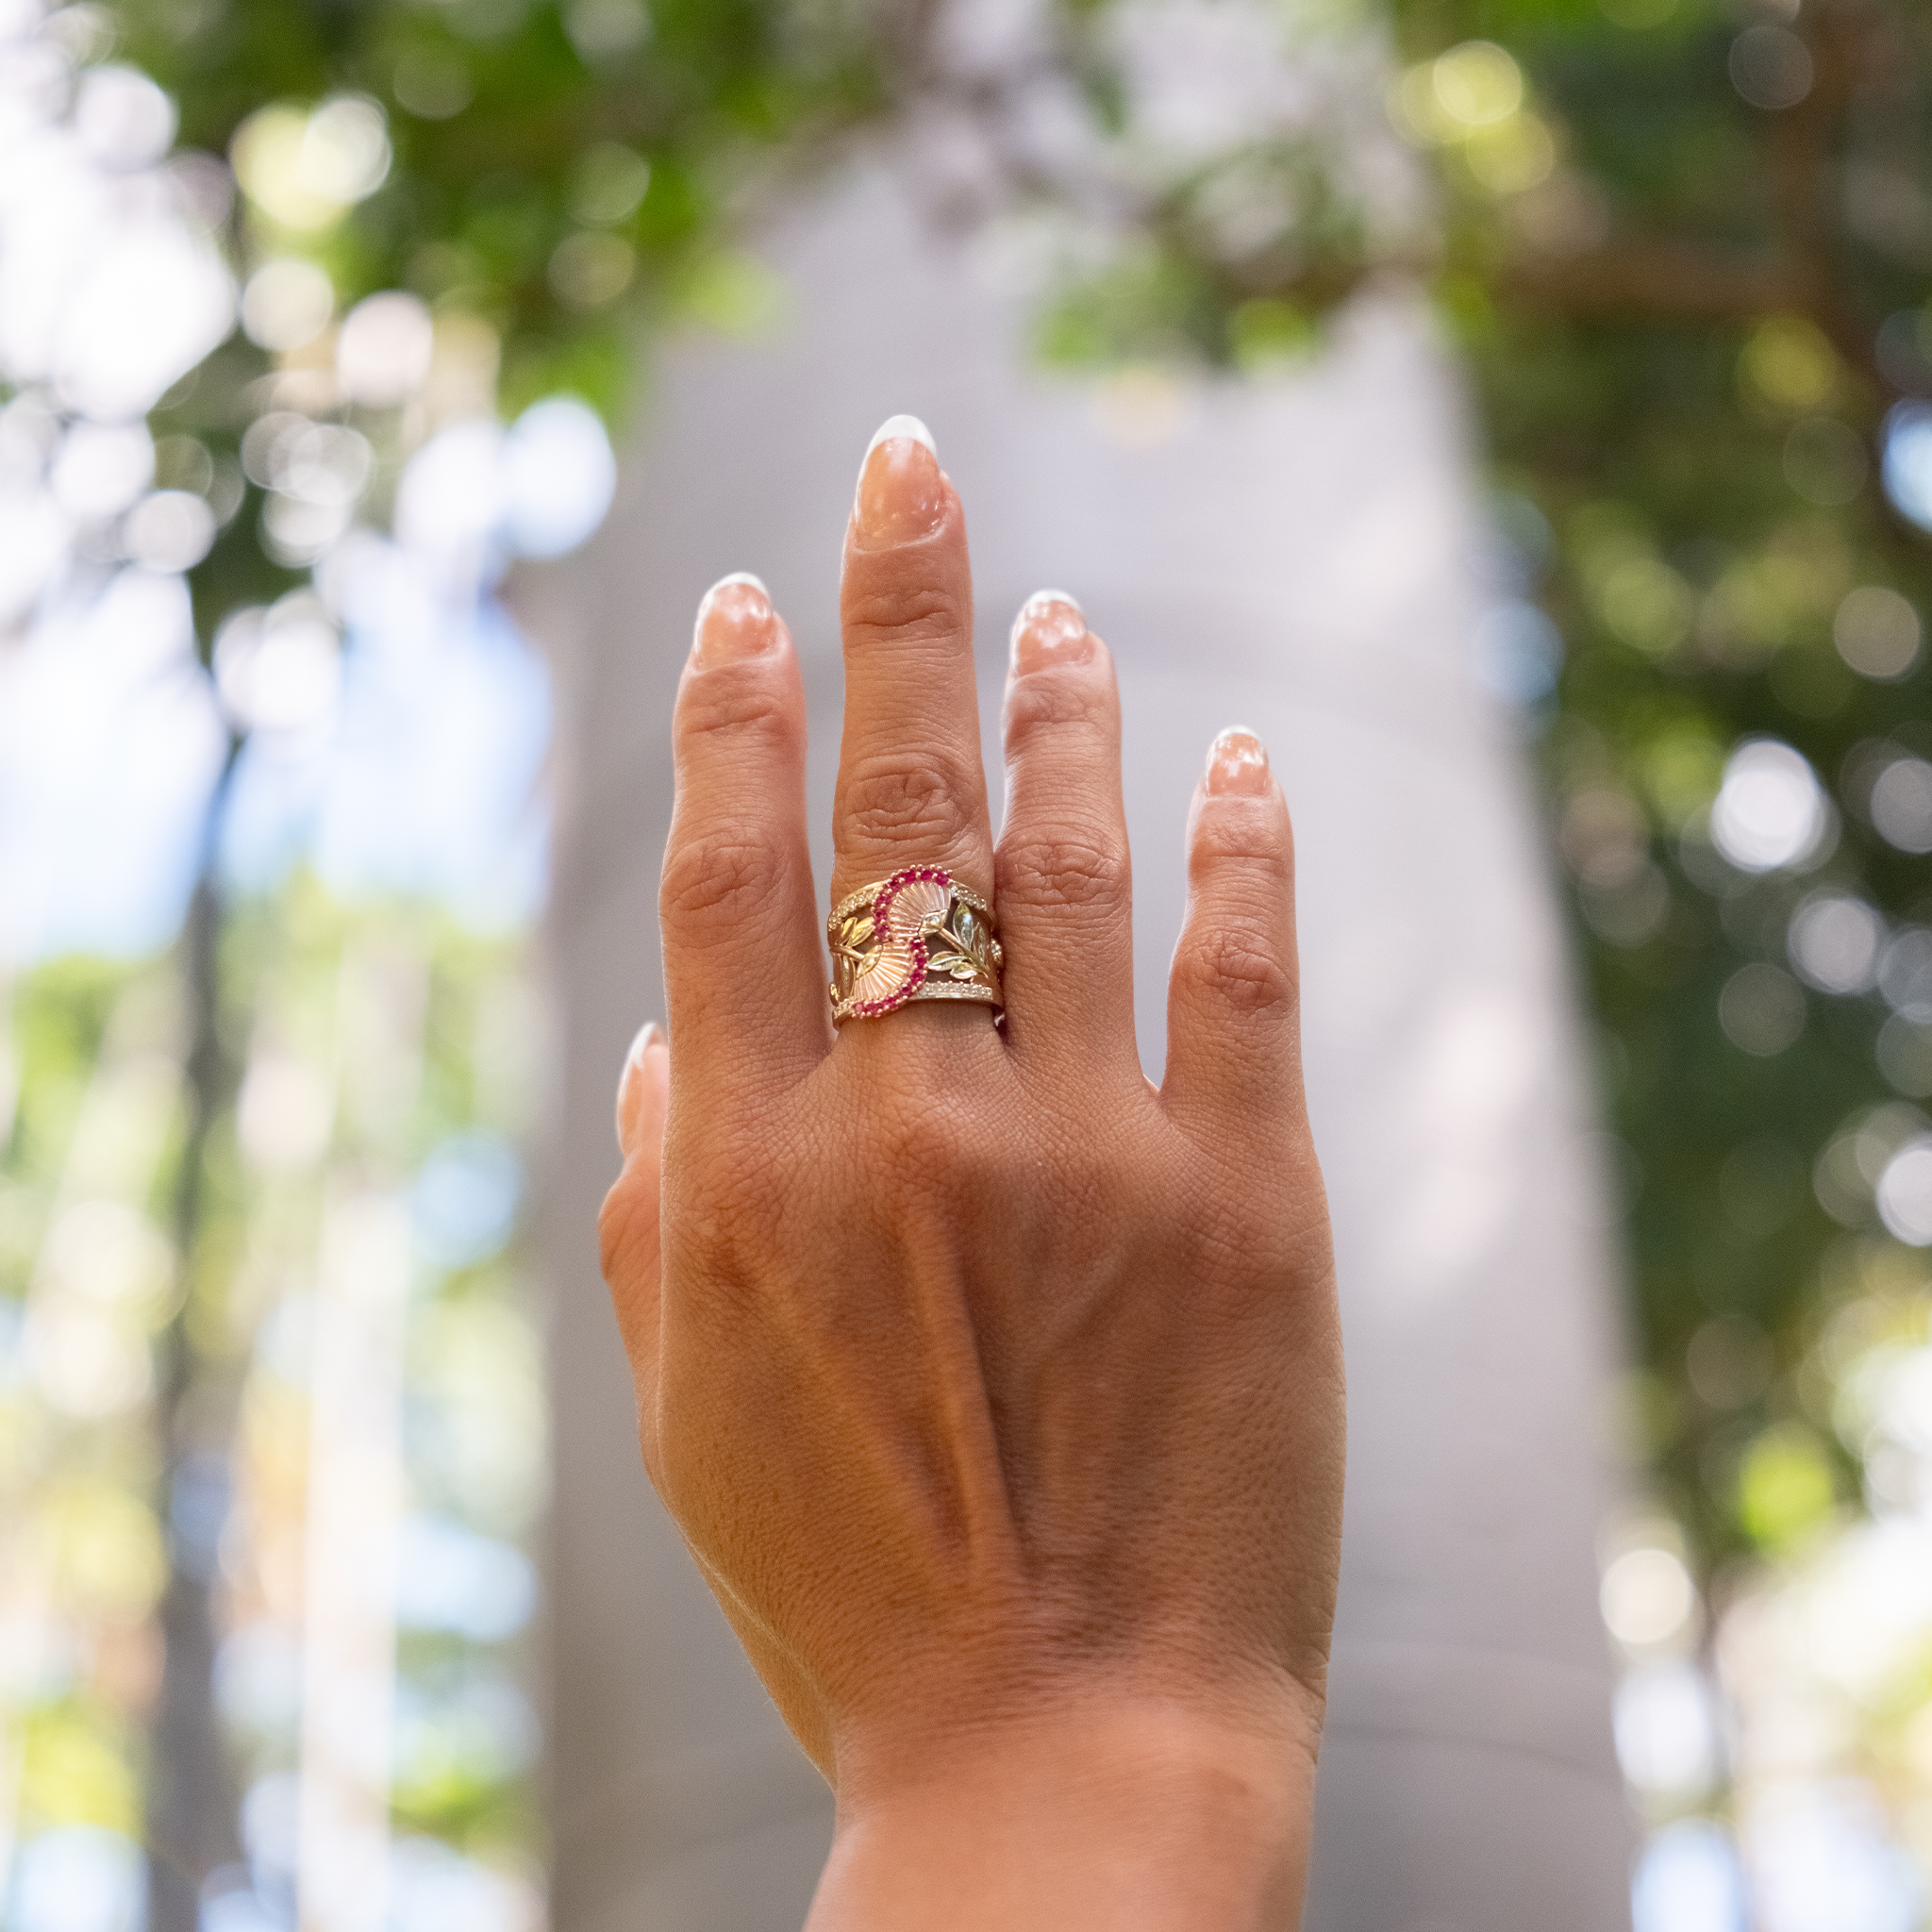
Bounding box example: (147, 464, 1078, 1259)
(600, 416, 1343, 1928)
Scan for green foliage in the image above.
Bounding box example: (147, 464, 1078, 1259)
(96, 0, 894, 650)
(1407, 0, 1932, 1577)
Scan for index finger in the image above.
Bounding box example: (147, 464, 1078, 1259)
(660, 574, 829, 1097)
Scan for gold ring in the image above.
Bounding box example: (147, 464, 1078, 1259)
(827, 866, 1004, 1023)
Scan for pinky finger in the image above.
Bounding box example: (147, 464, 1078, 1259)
(599, 1021, 671, 1474)
(1159, 730, 1307, 1140)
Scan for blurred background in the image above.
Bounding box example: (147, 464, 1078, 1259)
(1, 0, 1930, 1927)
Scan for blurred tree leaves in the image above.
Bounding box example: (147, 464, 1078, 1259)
(1398, 0, 1932, 1580)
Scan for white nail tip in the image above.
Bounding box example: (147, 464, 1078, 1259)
(703, 571, 768, 599)
(1023, 588, 1083, 614)
(865, 413, 936, 458)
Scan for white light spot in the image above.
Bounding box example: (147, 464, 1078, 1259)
(11, 1830, 147, 1932)
(1883, 403, 1932, 534)
(74, 64, 177, 168)
(1710, 738, 1828, 872)
(276, 424, 369, 507)
(502, 396, 615, 558)
(1876, 1015, 1932, 1100)
(237, 1051, 334, 1172)
(52, 225, 236, 420)
(1615, 1661, 1717, 1795)
(1602, 1545, 1696, 1648)
(0, 489, 68, 625)
(1877, 1136, 1932, 1246)
(1633, 1821, 1746, 1932)
(1880, 929, 1932, 1023)
(213, 601, 341, 733)
(231, 95, 390, 231)
(395, 419, 507, 567)
(50, 421, 155, 520)
(25, 1294, 153, 1416)
(302, 94, 391, 202)
(260, 492, 350, 567)
(336, 290, 433, 407)
(1788, 892, 1884, 994)
(242, 258, 335, 351)
(1835, 586, 1921, 681)
(124, 490, 216, 572)
(1871, 757, 1932, 854)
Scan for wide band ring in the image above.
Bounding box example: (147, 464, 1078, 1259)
(827, 866, 1004, 1024)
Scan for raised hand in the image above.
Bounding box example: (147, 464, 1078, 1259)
(601, 414, 1343, 1929)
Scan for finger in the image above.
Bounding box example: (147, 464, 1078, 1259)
(994, 591, 1137, 1071)
(661, 575, 827, 1096)
(600, 1021, 671, 1466)
(832, 416, 994, 909)
(1160, 729, 1306, 1136)
(615, 1019, 669, 1163)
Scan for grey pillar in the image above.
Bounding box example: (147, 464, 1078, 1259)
(541, 165, 1632, 1931)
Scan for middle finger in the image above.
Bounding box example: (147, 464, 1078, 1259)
(832, 415, 994, 911)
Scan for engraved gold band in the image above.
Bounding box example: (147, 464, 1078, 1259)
(827, 866, 1004, 1024)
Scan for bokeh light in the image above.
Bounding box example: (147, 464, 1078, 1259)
(1710, 740, 1831, 874)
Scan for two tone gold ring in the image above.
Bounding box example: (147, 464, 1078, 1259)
(827, 866, 1003, 1024)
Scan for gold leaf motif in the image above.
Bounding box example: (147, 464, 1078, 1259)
(885, 876, 950, 941)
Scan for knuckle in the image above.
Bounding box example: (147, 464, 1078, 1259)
(658, 1149, 785, 1296)
(1191, 808, 1294, 888)
(1004, 674, 1110, 750)
(840, 753, 976, 852)
(997, 833, 1127, 910)
(843, 580, 967, 653)
(676, 675, 801, 756)
(675, 1158, 767, 1248)
(870, 1096, 1008, 1197)
(660, 830, 790, 941)
(874, 1097, 959, 1177)
(1175, 924, 1298, 1019)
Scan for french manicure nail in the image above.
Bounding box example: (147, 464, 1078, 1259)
(1205, 726, 1271, 797)
(1009, 591, 1092, 674)
(692, 573, 776, 667)
(614, 1021, 667, 1153)
(855, 414, 944, 545)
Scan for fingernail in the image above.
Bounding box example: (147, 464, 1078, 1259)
(1009, 590, 1092, 674)
(855, 414, 944, 545)
(625, 1020, 663, 1070)
(1206, 726, 1271, 796)
(693, 573, 775, 667)
(615, 1021, 667, 1155)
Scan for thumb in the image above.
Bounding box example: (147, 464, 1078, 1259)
(600, 1021, 671, 1474)
(615, 1019, 670, 1164)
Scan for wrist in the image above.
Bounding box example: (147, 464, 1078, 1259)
(807, 1688, 1323, 1932)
